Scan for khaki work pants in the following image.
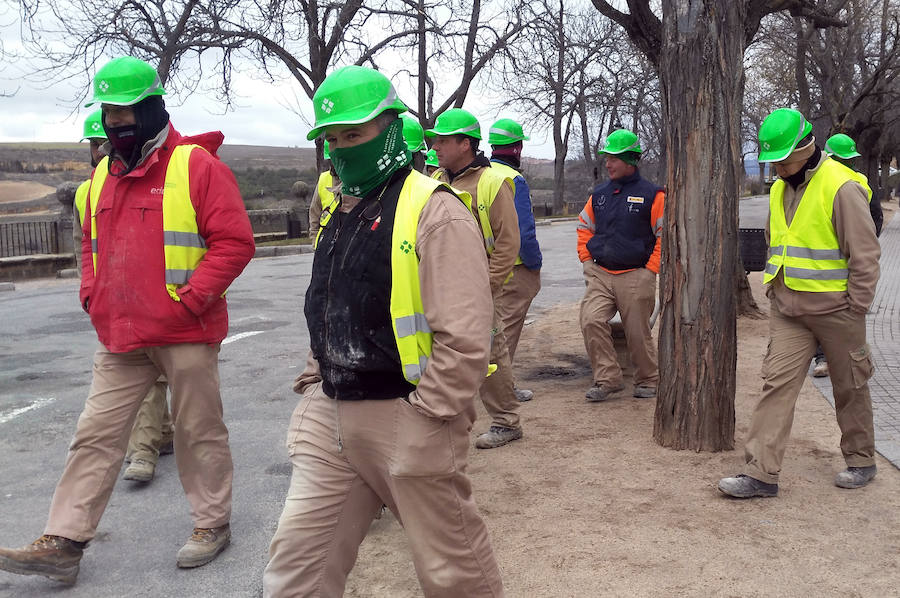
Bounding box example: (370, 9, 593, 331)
(478, 308, 521, 430)
(495, 265, 542, 363)
(44, 343, 232, 542)
(743, 304, 876, 484)
(579, 262, 658, 388)
(263, 385, 504, 598)
(126, 377, 174, 464)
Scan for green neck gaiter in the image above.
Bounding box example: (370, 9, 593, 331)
(330, 119, 412, 197)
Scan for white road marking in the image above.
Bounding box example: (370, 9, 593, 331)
(0, 397, 55, 425)
(222, 330, 265, 345)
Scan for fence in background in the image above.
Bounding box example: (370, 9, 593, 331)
(0, 218, 59, 257)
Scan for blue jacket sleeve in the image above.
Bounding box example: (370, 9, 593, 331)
(512, 175, 542, 269)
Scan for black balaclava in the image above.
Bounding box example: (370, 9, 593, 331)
(103, 95, 169, 176)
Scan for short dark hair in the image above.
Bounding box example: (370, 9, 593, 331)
(453, 134, 478, 155)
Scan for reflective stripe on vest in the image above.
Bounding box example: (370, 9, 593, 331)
(488, 161, 525, 266)
(314, 171, 340, 249)
(391, 172, 469, 384)
(763, 157, 854, 292)
(74, 179, 89, 228)
(88, 146, 208, 301)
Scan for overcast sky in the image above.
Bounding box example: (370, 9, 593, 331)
(0, 12, 557, 160)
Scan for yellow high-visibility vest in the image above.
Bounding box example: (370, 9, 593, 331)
(431, 166, 513, 255)
(764, 157, 857, 292)
(391, 171, 473, 384)
(74, 179, 89, 227)
(89, 145, 209, 301)
(488, 161, 525, 266)
(849, 170, 873, 202)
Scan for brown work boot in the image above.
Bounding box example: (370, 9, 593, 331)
(123, 458, 156, 482)
(0, 535, 85, 584)
(176, 524, 231, 568)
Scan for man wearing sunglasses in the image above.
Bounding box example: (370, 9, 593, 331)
(264, 65, 504, 597)
(718, 108, 880, 499)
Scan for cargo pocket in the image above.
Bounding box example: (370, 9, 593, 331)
(286, 382, 320, 456)
(849, 344, 875, 389)
(389, 399, 457, 478)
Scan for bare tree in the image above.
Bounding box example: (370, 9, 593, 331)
(751, 0, 900, 197)
(591, 0, 847, 451)
(491, 0, 611, 211)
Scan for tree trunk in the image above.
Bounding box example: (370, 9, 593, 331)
(654, 0, 744, 451)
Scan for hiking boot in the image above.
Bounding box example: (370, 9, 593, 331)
(835, 465, 877, 489)
(585, 383, 624, 403)
(717, 474, 778, 498)
(0, 535, 85, 584)
(633, 385, 657, 398)
(475, 426, 523, 449)
(176, 524, 231, 568)
(514, 388, 534, 402)
(812, 359, 829, 378)
(123, 458, 156, 482)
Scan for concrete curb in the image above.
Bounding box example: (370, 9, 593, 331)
(535, 217, 579, 227)
(253, 245, 313, 258)
(0, 281, 15, 292)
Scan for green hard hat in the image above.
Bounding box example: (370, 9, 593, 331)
(824, 133, 861, 159)
(489, 118, 529, 145)
(598, 129, 642, 156)
(401, 114, 426, 152)
(425, 108, 482, 139)
(307, 65, 407, 141)
(425, 148, 439, 167)
(85, 56, 166, 107)
(757, 108, 813, 163)
(81, 110, 107, 141)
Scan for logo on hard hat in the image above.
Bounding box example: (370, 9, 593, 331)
(91, 123, 101, 131)
(99, 81, 110, 92)
(321, 98, 335, 114)
(763, 142, 770, 150)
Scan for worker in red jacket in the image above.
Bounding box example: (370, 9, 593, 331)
(0, 56, 255, 586)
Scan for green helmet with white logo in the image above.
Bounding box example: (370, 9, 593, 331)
(401, 114, 426, 152)
(489, 118, 529, 145)
(598, 129, 642, 156)
(81, 110, 107, 141)
(757, 108, 813, 163)
(84, 56, 166, 108)
(307, 66, 407, 141)
(425, 148, 439, 168)
(823, 133, 861, 159)
(425, 108, 482, 140)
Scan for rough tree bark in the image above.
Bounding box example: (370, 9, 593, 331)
(652, 1, 747, 450)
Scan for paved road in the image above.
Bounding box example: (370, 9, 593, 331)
(0, 220, 582, 597)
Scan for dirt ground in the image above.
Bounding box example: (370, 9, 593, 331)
(0, 181, 56, 203)
(341, 243, 900, 596)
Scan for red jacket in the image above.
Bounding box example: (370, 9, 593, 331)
(80, 124, 255, 353)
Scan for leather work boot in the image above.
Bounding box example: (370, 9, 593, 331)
(633, 385, 657, 398)
(717, 474, 778, 498)
(176, 524, 231, 568)
(812, 358, 829, 378)
(475, 426, 523, 449)
(123, 458, 156, 482)
(835, 465, 877, 489)
(585, 383, 625, 403)
(0, 535, 85, 584)
(514, 388, 534, 402)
